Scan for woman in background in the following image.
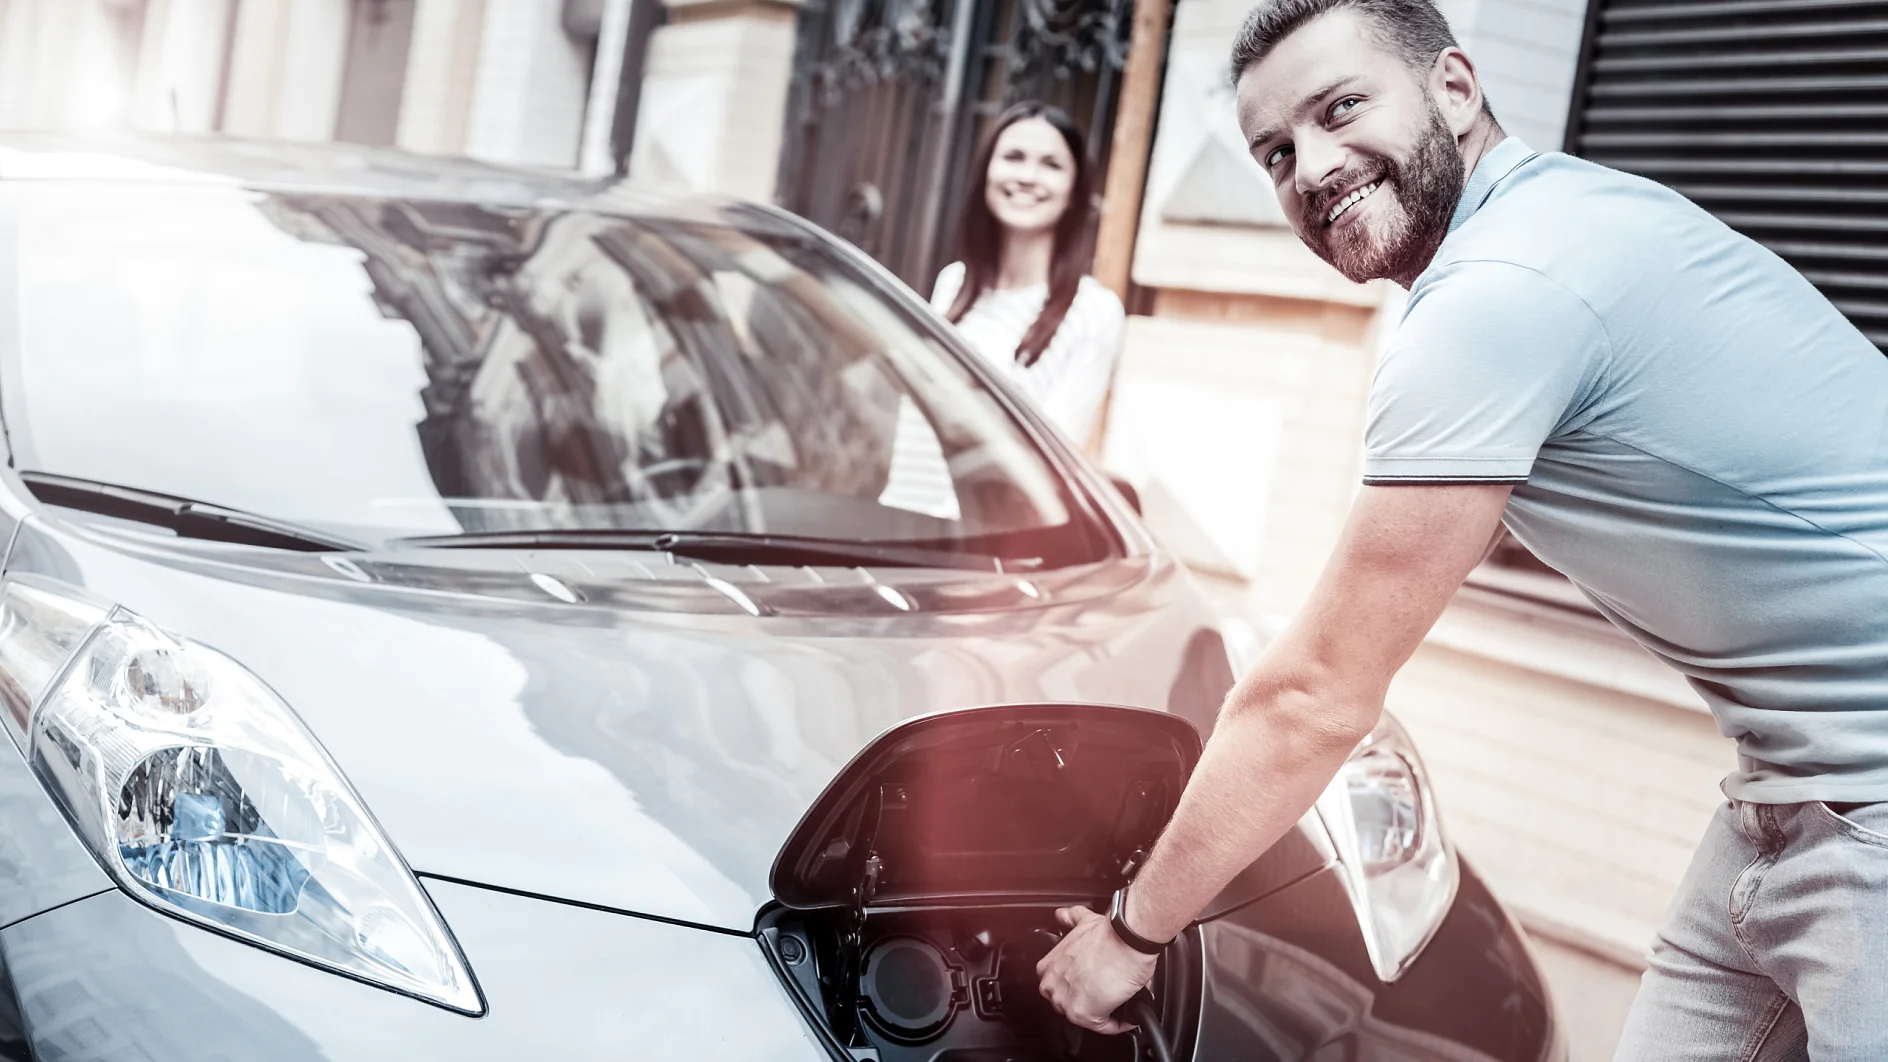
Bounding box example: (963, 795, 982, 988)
(933, 101, 1126, 444)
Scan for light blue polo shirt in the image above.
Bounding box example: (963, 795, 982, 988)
(1366, 137, 1888, 803)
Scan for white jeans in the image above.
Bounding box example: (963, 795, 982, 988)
(1615, 799, 1888, 1061)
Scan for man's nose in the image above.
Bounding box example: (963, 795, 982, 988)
(1293, 130, 1348, 198)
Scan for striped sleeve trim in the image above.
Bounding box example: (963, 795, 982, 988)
(1362, 455, 1534, 484)
(1362, 474, 1530, 485)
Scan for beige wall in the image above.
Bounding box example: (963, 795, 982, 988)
(628, 0, 797, 200)
(1103, 299, 1378, 613)
(397, 0, 634, 170)
(461, 0, 594, 168)
(1391, 631, 1732, 950)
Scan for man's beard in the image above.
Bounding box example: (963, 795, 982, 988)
(1300, 102, 1464, 285)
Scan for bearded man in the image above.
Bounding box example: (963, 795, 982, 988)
(1033, 0, 1888, 1057)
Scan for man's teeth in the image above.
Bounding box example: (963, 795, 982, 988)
(1327, 180, 1382, 223)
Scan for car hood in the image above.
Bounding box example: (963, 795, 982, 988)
(6, 518, 1236, 932)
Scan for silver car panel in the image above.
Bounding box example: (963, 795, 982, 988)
(0, 505, 111, 930)
(0, 724, 109, 930)
(2, 515, 1226, 933)
(1, 878, 829, 1061)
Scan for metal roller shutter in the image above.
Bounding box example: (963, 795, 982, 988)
(1565, 0, 1888, 354)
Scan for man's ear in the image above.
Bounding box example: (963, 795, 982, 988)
(1429, 47, 1484, 137)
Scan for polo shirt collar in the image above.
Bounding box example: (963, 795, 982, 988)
(1447, 137, 1535, 234)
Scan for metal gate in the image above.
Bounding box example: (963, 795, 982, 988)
(775, 0, 1135, 293)
(1565, 0, 1888, 354)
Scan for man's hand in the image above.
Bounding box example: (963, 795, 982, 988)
(1035, 905, 1156, 1035)
(1032, 484, 1513, 1031)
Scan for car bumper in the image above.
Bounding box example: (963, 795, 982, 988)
(1, 862, 1564, 1062)
(1197, 859, 1568, 1062)
(1, 878, 828, 1061)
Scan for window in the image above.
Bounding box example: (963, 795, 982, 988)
(1, 185, 1117, 568)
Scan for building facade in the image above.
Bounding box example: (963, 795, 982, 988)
(0, 0, 645, 173)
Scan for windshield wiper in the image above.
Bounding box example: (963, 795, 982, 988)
(397, 528, 1004, 571)
(19, 472, 365, 553)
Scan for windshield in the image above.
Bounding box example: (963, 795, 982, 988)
(0, 183, 1116, 568)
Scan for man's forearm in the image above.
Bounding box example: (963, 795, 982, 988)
(1035, 486, 1509, 1031)
(1033, 485, 1508, 1029)
(1121, 672, 1375, 943)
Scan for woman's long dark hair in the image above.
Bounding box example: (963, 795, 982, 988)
(945, 101, 1095, 368)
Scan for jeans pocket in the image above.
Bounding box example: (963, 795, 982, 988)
(1815, 801, 1888, 848)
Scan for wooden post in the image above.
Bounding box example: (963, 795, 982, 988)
(1090, 0, 1172, 300)
(1084, 0, 1172, 456)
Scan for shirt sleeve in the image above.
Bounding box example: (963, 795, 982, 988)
(1034, 283, 1125, 443)
(1364, 260, 1608, 484)
(930, 262, 966, 314)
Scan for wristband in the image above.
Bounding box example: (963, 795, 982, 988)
(1108, 885, 1168, 956)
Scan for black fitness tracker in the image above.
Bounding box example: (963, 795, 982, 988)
(1108, 885, 1168, 956)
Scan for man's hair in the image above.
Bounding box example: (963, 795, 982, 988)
(1228, 0, 1463, 87)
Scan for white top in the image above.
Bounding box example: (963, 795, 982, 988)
(929, 261, 1126, 442)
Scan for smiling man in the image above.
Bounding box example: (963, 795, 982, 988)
(1033, 0, 1888, 1057)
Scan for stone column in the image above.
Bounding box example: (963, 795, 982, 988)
(219, 0, 351, 141)
(0, 0, 146, 130)
(395, 0, 487, 156)
(627, 0, 799, 201)
(576, 0, 634, 175)
(130, 0, 235, 134)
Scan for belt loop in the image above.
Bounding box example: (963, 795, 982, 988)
(1732, 799, 1783, 854)
(1734, 799, 1757, 847)
(1757, 804, 1786, 854)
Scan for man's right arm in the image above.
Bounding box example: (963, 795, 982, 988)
(1128, 480, 1511, 928)
(1036, 481, 1513, 1032)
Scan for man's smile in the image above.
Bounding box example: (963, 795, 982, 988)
(1326, 178, 1384, 226)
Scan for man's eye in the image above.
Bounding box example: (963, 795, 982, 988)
(1332, 97, 1361, 118)
(1264, 144, 1293, 169)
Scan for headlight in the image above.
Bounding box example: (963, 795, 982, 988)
(0, 576, 481, 1013)
(1315, 712, 1458, 982)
